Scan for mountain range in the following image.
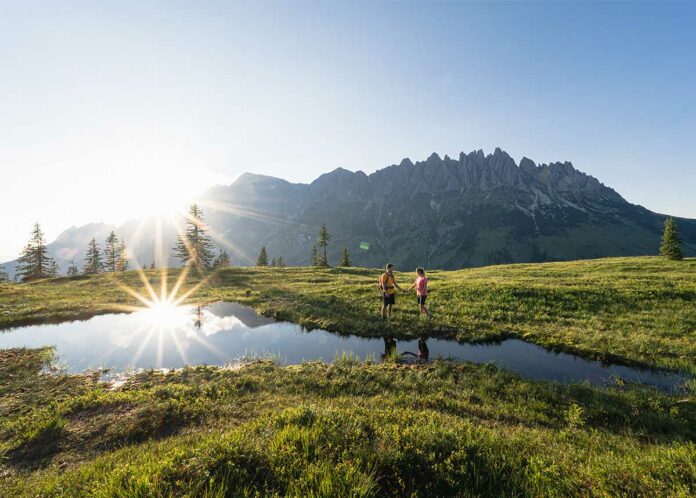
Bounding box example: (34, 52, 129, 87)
(3, 148, 695, 278)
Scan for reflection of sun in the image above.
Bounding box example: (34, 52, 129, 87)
(141, 299, 189, 328)
(106, 263, 225, 369)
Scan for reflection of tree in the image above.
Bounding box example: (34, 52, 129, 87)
(192, 306, 204, 330)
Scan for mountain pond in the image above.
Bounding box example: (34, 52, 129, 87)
(0, 301, 689, 392)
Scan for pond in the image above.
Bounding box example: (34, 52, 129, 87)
(0, 302, 689, 391)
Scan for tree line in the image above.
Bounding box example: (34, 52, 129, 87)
(2, 210, 684, 283)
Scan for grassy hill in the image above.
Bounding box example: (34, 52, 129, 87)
(1, 256, 694, 372)
(1, 256, 695, 496)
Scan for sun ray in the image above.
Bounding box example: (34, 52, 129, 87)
(188, 332, 228, 362)
(155, 327, 165, 368)
(130, 326, 157, 366)
(169, 326, 190, 365)
(168, 263, 192, 302)
(179, 207, 255, 265)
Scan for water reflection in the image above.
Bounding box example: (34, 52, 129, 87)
(0, 302, 690, 391)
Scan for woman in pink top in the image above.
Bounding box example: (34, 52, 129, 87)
(408, 267, 431, 317)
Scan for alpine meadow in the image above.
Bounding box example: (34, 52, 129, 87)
(2, 2, 696, 497)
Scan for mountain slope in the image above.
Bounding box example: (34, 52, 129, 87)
(197, 148, 696, 269)
(2, 148, 695, 276)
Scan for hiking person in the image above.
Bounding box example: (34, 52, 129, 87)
(408, 267, 431, 317)
(379, 263, 403, 320)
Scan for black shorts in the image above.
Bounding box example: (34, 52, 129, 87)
(417, 295, 427, 305)
(383, 293, 395, 305)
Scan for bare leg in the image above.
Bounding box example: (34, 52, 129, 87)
(381, 303, 387, 319)
(387, 304, 393, 320)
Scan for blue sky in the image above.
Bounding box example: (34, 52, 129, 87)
(1, 1, 695, 260)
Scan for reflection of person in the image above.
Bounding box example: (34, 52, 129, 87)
(379, 263, 404, 320)
(408, 267, 431, 318)
(417, 336, 429, 361)
(381, 336, 397, 360)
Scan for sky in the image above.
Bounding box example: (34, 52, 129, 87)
(1, 1, 695, 261)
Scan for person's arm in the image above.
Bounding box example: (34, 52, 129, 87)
(394, 277, 404, 291)
(408, 281, 416, 291)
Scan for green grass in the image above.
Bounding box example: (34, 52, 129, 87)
(1, 349, 694, 497)
(1, 256, 695, 495)
(1, 256, 695, 373)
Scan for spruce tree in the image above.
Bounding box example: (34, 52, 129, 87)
(317, 224, 331, 267)
(311, 246, 318, 266)
(213, 250, 231, 268)
(48, 260, 60, 278)
(173, 204, 215, 268)
(150, 261, 156, 270)
(104, 231, 120, 272)
(270, 257, 277, 267)
(15, 223, 54, 281)
(116, 240, 129, 271)
(341, 244, 352, 267)
(83, 238, 104, 275)
(277, 256, 285, 267)
(256, 246, 269, 266)
(660, 217, 683, 260)
(66, 260, 79, 277)
(0, 265, 9, 282)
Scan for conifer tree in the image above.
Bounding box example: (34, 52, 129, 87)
(317, 224, 331, 267)
(0, 265, 9, 282)
(15, 223, 54, 281)
(213, 250, 231, 268)
(83, 238, 104, 275)
(173, 204, 215, 268)
(341, 244, 352, 267)
(256, 246, 269, 267)
(311, 246, 318, 266)
(660, 217, 683, 260)
(150, 261, 156, 270)
(104, 231, 120, 272)
(66, 260, 79, 277)
(270, 257, 277, 267)
(277, 256, 285, 267)
(116, 240, 129, 271)
(48, 260, 60, 278)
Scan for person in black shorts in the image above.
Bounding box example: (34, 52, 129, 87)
(379, 263, 403, 320)
(408, 267, 431, 317)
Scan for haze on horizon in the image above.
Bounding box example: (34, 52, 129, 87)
(1, 1, 695, 261)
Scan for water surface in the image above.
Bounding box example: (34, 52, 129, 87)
(0, 302, 688, 391)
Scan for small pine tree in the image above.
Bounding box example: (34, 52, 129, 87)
(660, 217, 683, 260)
(277, 256, 285, 267)
(150, 261, 156, 270)
(83, 238, 104, 275)
(0, 265, 9, 282)
(173, 204, 215, 269)
(340, 244, 352, 267)
(116, 240, 129, 271)
(66, 260, 79, 276)
(48, 260, 60, 278)
(257, 246, 269, 267)
(15, 223, 54, 281)
(213, 250, 231, 268)
(270, 257, 277, 267)
(311, 246, 319, 266)
(317, 224, 331, 267)
(104, 231, 120, 272)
